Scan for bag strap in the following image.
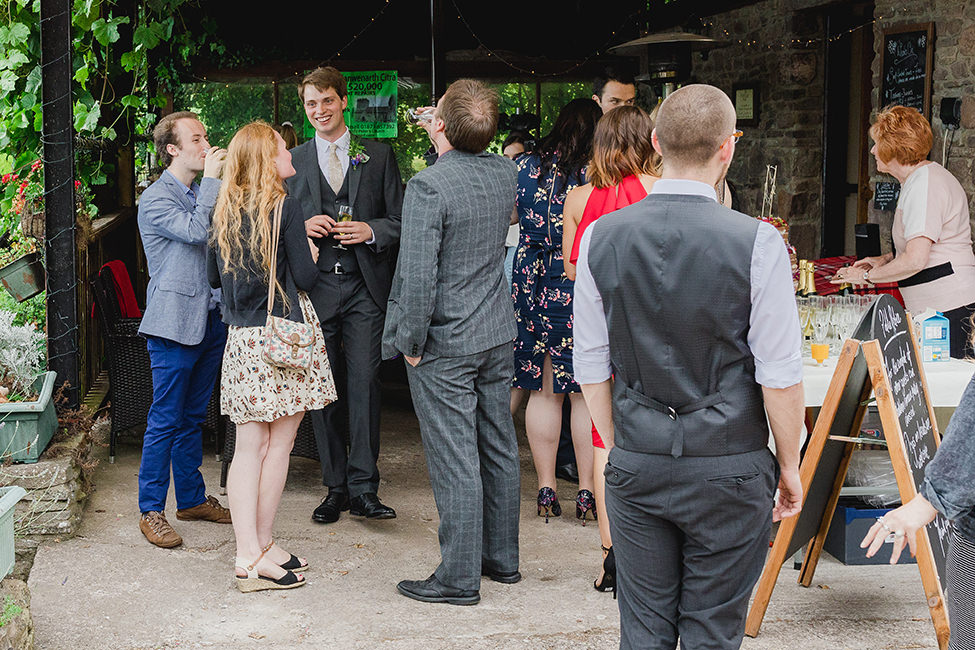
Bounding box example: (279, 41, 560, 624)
(265, 197, 285, 317)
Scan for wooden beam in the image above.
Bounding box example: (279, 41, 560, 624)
(40, 0, 80, 408)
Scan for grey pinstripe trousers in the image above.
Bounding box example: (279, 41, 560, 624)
(405, 341, 521, 591)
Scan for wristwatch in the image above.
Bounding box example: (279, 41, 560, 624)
(862, 270, 871, 283)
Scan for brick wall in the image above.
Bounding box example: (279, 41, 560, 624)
(869, 0, 975, 249)
(694, 0, 826, 259)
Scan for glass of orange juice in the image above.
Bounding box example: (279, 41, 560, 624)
(811, 342, 829, 366)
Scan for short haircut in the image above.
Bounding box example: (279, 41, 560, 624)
(437, 79, 498, 154)
(153, 111, 199, 168)
(869, 105, 932, 165)
(299, 66, 347, 101)
(588, 105, 659, 188)
(593, 66, 636, 99)
(654, 84, 735, 169)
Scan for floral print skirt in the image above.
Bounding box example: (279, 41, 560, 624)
(220, 292, 337, 424)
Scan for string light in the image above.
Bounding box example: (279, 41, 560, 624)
(449, 0, 644, 78)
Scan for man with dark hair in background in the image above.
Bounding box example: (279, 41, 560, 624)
(136, 111, 231, 549)
(592, 66, 637, 114)
(384, 79, 520, 606)
(289, 66, 403, 524)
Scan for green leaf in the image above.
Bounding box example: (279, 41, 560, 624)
(120, 94, 141, 109)
(6, 23, 29, 45)
(133, 24, 160, 50)
(98, 126, 116, 140)
(0, 70, 17, 93)
(25, 65, 41, 95)
(73, 67, 90, 85)
(120, 51, 141, 72)
(91, 172, 107, 185)
(91, 16, 129, 47)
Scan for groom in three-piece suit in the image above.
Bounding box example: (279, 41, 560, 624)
(384, 80, 521, 605)
(288, 66, 403, 523)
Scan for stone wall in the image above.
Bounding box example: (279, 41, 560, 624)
(869, 0, 975, 248)
(694, 0, 827, 259)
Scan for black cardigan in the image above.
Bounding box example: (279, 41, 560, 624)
(207, 196, 318, 327)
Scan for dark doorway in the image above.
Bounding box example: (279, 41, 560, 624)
(821, 2, 875, 257)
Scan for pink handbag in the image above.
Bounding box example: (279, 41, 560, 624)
(262, 199, 315, 371)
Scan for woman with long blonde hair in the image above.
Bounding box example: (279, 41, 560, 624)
(207, 121, 336, 592)
(562, 104, 661, 597)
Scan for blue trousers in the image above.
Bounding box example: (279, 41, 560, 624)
(138, 310, 226, 513)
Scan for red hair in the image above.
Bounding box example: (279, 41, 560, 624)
(869, 105, 932, 165)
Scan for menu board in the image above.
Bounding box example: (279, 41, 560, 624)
(873, 181, 900, 212)
(881, 24, 934, 118)
(871, 295, 948, 587)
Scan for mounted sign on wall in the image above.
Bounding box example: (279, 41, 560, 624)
(881, 23, 935, 119)
(304, 70, 398, 140)
(732, 83, 759, 127)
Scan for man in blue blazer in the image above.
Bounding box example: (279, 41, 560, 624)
(136, 111, 232, 548)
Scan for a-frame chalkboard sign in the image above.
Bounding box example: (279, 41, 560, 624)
(745, 294, 949, 649)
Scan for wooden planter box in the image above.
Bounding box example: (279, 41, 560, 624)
(0, 371, 57, 463)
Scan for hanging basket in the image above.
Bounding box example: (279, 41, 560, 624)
(0, 251, 45, 302)
(19, 202, 45, 241)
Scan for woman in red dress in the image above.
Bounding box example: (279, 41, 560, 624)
(563, 105, 661, 596)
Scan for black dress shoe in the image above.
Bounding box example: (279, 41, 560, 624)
(397, 575, 480, 605)
(481, 565, 522, 584)
(349, 493, 396, 519)
(312, 490, 350, 524)
(555, 462, 579, 483)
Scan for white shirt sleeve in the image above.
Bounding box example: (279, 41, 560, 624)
(572, 227, 612, 384)
(748, 222, 803, 388)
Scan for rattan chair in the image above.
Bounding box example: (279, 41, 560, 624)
(92, 264, 226, 462)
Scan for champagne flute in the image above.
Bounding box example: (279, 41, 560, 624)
(333, 204, 354, 250)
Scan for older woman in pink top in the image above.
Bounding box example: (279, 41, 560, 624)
(833, 105, 975, 358)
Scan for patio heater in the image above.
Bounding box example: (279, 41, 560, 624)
(607, 32, 729, 102)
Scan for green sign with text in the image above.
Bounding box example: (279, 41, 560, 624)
(304, 70, 398, 140)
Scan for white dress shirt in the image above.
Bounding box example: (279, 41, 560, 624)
(572, 178, 803, 389)
(315, 128, 351, 180)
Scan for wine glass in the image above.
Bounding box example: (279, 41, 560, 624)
(332, 204, 354, 250)
(811, 341, 829, 366)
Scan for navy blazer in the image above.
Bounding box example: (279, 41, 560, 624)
(137, 170, 221, 346)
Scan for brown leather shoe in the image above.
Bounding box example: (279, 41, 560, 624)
(176, 495, 232, 523)
(140, 511, 182, 548)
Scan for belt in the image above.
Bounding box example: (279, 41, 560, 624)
(899, 261, 953, 288)
(623, 386, 726, 458)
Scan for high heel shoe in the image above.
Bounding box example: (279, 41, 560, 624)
(575, 489, 596, 525)
(537, 487, 562, 523)
(594, 545, 616, 599)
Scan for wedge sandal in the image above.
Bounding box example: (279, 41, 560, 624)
(235, 543, 306, 593)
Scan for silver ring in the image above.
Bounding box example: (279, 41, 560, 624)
(877, 516, 892, 532)
(894, 531, 905, 539)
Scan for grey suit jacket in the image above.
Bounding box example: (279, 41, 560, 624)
(287, 137, 403, 308)
(137, 170, 220, 346)
(382, 149, 518, 359)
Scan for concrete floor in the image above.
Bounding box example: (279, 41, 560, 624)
(28, 385, 940, 649)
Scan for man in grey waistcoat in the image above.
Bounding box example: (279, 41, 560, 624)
(383, 79, 520, 605)
(289, 67, 403, 523)
(574, 84, 805, 649)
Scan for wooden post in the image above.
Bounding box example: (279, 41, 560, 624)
(272, 81, 280, 125)
(430, 0, 446, 100)
(40, 0, 79, 408)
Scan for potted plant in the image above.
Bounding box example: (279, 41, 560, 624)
(0, 309, 56, 463)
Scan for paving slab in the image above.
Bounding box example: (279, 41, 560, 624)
(28, 389, 940, 649)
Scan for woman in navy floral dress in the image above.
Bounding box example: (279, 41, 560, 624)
(511, 99, 602, 522)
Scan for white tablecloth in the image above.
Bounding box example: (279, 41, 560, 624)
(802, 356, 975, 408)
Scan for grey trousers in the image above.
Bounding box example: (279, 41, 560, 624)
(605, 446, 778, 650)
(406, 342, 521, 591)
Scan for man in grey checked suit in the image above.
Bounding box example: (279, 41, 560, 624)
(136, 111, 232, 549)
(574, 85, 805, 648)
(383, 79, 520, 605)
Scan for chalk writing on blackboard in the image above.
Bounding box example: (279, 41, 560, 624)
(874, 181, 900, 212)
(881, 25, 933, 118)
